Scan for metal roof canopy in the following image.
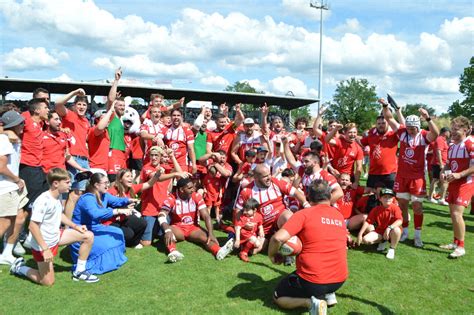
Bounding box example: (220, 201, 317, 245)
(0, 78, 318, 110)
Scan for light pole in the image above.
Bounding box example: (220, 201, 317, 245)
(310, 1, 329, 113)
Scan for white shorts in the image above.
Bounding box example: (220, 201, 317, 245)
(0, 188, 29, 217)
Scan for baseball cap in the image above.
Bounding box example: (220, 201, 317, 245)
(256, 146, 268, 153)
(245, 150, 256, 157)
(380, 188, 396, 197)
(1, 111, 24, 129)
(93, 109, 107, 119)
(243, 118, 255, 125)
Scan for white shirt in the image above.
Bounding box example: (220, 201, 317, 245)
(29, 191, 63, 250)
(0, 135, 21, 195)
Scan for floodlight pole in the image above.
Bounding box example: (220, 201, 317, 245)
(310, 1, 328, 113)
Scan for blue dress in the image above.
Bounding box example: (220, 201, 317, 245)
(70, 192, 129, 274)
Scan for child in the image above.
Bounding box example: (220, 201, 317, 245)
(357, 188, 402, 260)
(336, 173, 371, 231)
(233, 198, 264, 262)
(10, 168, 98, 285)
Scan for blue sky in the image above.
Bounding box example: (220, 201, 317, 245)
(1, 0, 473, 114)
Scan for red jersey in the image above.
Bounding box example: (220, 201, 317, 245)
(41, 131, 69, 173)
(235, 178, 296, 234)
(140, 120, 165, 158)
(296, 163, 339, 195)
(202, 162, 232, 200)
(235, 212, 263, 240)
(140, 163, 170, 216)
(20, 113, 44, 167)
(236, 132, 262, 161)
(331, 136, 363, 175)
(366, 203, 403, 234)
(269, 130, 288, 157)
(103, 184, 143, 225)
(163, 125, 194, 166)
(283, 204, 348, 284)
(207, 123, 237, 158)
(320, 131, 337, 159)
(360, 128, 398, 175)
(87, 127, 110, 171)
(446, 137, 474, 187)
(336, 186, 365, 219)
(61, 110, 90, 157)
(396, 127, 430, 179)
(162, 192, 207, 226)
(432, 136, 449, 165)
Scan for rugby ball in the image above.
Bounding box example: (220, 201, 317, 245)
(279, 236, 302, 256)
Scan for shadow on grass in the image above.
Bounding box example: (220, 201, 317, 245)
(426, 221, 474, 233)
(340, 293, 395, 315)
(424, 207, 474, 222)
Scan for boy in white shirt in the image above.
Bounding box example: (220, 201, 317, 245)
(10, 168, 99, 285)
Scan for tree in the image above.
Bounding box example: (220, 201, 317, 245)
(324, 78, 379, 132)
(402, 103, 436, 117)
(224, 81, 264, 112)
(448, 56, 474, 120)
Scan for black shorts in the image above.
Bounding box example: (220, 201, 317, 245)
(19, 164, 48, 211)
(129, 158, 143, 171)
(432, 165, 442, 179)
(274, 272, 345, 300)
(367, 173, 396, 189)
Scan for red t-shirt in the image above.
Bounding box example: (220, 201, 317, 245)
(162, 192, 207, 226)
(283, 204, 348, 284)
(366, 203, 403, 234)
(235, 212, 263, 240)
(320, 131, 337, 159)
(87, 127, 110, 171)
(163, 125, 194, 167)
(140, 163, 170, 216)
(432, 136, 449, 166)
(103, 184, 144, 225)
(396, 127, 430, 179)
(446, 137, 474, 188)
(336, 186, 365, 219)
(207, 123, 237, 158)
(61, 110, 90, 157)
(331, 136, 363, 175)
(360, 128, 398, 175)
(41, 131, 69, 173)
(20, 113, 44, 167)
(202, 162, 232, 200)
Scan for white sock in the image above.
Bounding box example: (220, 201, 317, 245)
(18, 265, 31, 277)
(414, 229, 421, 238)
(2, 243, 14, 257)
(75, 259, 87, 273)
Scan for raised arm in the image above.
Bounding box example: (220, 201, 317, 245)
(233, 103, 244, 128)
(380, 98, 400, 132)
(230, 135, 243, 165)
(312, 105, 326, 138)
(55, 88, 86, 117)
(325, 123, 343, 143)
(419, 107, 439, 143)
(282, 136, 298, 169)
(261, 103, 270, 135)
(107, 67, 122, 109)
(95, 102, 115, 135)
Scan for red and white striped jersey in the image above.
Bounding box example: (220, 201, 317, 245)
(237, 132, 262, 160)
(396, 127, 430, 179)
(446, 137, 474, 187)
(162, 192, 206, 226)
(295, 162, 340, 194)
(163, 125, 194, 164)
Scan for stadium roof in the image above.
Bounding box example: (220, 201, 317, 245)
(0, 78, 318, 110)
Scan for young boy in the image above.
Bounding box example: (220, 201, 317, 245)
(10, 168, 99, 285)
(357, 188, 403, 260)
(233, 198, 264, 262)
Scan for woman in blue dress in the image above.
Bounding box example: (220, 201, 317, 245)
(70, 172, 136, 274)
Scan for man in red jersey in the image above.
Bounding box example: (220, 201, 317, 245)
(157, 177, 234, 263)
(336, 173, 370, 231)
(428, 127, 450, 205)
(360, 114, 399, 189)
(262, 104, 288, 158)
(87, 107, 113, 173)
(439, 116, 473, 258)
(231, 117, 268, 165)
(383, 103, 439, 247)
(269, 180, 348, 313)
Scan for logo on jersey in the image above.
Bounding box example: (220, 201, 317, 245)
(261, 204, 274, 215)
(372, 144, 382, 160)
(337, 156, 348, 167)
(181, 216, 193, 224)
(405, 148, 415, 159)
(451, 160, 459, 172)
(171, 143, 179, 150)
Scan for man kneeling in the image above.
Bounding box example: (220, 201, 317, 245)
(10, 168, 98, 285)
(269, 180, 348, 314)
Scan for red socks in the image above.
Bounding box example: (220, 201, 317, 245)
(454, 238, 465, 248)
(413, 213, 423, 230)
(210, 243, 220, 256)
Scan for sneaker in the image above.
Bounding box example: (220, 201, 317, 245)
(10, 257, 25, 275)
(325, 292, 337, 306)
(167, 250, 184, 263)
(239, 252, 249, 262)
(427, 198, 438, 204)
(440, 243, 457, 250)
(284, 255, 295, 266)
(13, 242, 26, 256)
(72, 270, 100, 283)
(309, 296, 327, 315)
(414, 237, 424, 248)
(22, 237, 32, 249)
(449, 247, 466, 259)
(216, 238, 234, 260)
(438, 200, 448, 206)
(134, 243, 144, 249)
(377, 241, 387, 252)
(400, 228, 409, 242)
(0, 254, 16, 265)
(386, 248, 395, 260)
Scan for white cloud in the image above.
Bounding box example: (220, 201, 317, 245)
(438, 17, 474, 45)
(333, 18, 361, 33)
(51, 73, 73, 82)
(421, 77, 459, 94)
(281, 0, 331, 21)
(2, 47, 63, 71)
(200, 75, 229, 88)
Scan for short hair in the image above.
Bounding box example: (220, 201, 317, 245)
(281, 168, 295, 178)
(307, 179, 331, 203)
(32, 88, 49, 98)
(302, 151, 320, 163)
(376, 115, 385, 121)
(47, 168, 70, 186)
(309, 140, 323, 152)
(215, 113, 227, 120)
(47, 110, 58, 120)
(161, 110, 171, 117)
(73, 96, 88, 104)
(176, 177, 192, 189)
(28, 98, 48, 115)
(344, 122, 357, 132)
(440, 127, 450, 134)
(295, 117, 308, 126)
(243, 198, 259, 210)
(150, 93, 164, 101)
(171, 109, 182, 116)
(328, 120, 338, 125)
(451, 116, 471, 130)
(0, 103, 19, 116)
(216, 150, 226, 156)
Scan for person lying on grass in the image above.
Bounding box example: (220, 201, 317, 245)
(357, 188, 403, 260)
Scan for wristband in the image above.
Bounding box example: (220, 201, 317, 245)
(164, 229, 172, 233)
(426, 117, 431, 122)
(388, 225, 393, 230)
(303, 202, 311, 208)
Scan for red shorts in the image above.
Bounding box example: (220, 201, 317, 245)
(107, 149, 127, 175)
(205, 194, 222, 207)
(393, 175, 426, 196)
(173, 224, 201, 239)
(32, 243, 60, 262)
(446, 183, 474, 207)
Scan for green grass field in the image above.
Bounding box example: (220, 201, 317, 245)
(1, 201, 473, 314)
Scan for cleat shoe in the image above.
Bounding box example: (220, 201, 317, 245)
(167, 250, 184, 263)
(134, 243, 143, 249)
(449, 247, 465, 259)
(0, 254, 16, 265)
(438, 200, 448, 206)
(309, 296, 327, 315)
(386, 248, 395, 260)
(216, 238, 234, 260)
(284, 256, 295, 266)
(9, 257, 25, 275)
(427, 198, 438, 204)
(400, 228, 409, 242)
(414, 237, 424, 248)
(440, 243, 457, 250)
(377, 241, 387, 252)
(239, 252, 249, 262)
(325, 292, 337, 306)
(72, 270, 99, 283)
